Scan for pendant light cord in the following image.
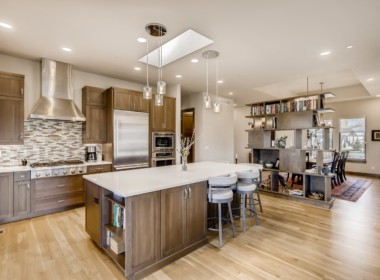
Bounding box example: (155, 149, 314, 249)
(216, 59, 219, 99)
(146, 38, 149, 86)
(206, 54, 209, 96)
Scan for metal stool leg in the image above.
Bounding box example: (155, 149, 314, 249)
(256, 188, 263, 213)
(218, 202, 223, 248)
(227, 201, 236, 238)
(241, 194, 246, 232)
(249, 193, 259, 225)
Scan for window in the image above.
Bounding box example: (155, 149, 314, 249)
(339, 117, 366, 161)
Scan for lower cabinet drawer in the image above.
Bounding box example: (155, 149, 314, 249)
(32, 192, 84, 213)
(32, 175, 83, 199)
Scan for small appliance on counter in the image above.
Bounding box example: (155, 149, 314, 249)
(85, 145, 97, 162)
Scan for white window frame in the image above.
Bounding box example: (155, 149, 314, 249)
(339, 117, 366, 162)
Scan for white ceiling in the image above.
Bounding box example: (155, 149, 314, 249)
(0, 0, 379, 106)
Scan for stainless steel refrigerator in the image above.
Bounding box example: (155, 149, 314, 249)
(113, 110, 149, 170)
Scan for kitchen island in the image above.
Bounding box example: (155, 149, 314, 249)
(83, 161, 261, 280)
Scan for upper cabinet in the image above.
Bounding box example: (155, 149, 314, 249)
(0, 71, 24, 145)
(82, 86, 107, 143)
(109, 87, 149, 113)
(151, 95, 176, 132)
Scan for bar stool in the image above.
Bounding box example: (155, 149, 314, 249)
(208, 174, 237, 248)
(236, 170, 260, 232)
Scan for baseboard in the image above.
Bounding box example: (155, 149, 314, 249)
(346, 171, 380, 178)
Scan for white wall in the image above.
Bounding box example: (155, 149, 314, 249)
(182, 93, 234, 163)
(233, 106, 250, 163)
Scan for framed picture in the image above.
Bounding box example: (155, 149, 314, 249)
(372, 130, 380, 141)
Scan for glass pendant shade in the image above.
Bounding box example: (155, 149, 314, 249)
(155, 93, 164, 106)
(143, 85, 152, 99)
(204, 95, 211, 108)
(157, 80, 166, 95)
(213, 99, 221, 113)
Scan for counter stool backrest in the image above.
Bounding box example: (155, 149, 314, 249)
(208, 174, 237, 187)
(236, 170, 260, 184)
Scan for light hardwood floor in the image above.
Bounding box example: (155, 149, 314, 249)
(1, 176, 379, 280)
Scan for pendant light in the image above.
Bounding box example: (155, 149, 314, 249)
(142, 37, 152, 99)
(202, 50, 219, 109)
(157, 26, 166, 95)
(213, 58, 221, 113)
(145, 23, 167, 106)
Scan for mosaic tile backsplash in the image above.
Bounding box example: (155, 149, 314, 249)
(0, 120, 86, 166)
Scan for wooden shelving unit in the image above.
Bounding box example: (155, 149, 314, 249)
(246, 93, 335, 209)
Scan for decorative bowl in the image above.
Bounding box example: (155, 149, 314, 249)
(265, 163, 273, 168)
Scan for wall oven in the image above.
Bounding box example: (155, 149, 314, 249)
(152, 132, 175, 151)
(151, 150, 176, 167)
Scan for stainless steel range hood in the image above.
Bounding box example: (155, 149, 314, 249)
(29, 58, 86, 122)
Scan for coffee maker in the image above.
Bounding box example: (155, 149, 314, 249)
(85, 145, 97, 162)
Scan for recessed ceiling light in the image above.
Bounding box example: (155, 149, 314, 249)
(62, 47, 72, 52)
(217, 80, 224, 84)
(191, 58, 199, 63)
(137, 37, 146, 43)
(376, 94, 380, 98)
(228, 92, 234, 95)
(134, 67, 141, 71)
(320, 51, 331, 56)
(346, 45, 353, 49)
(176, 75, 182, 78)
(0, 22, 12, 29)
(367, 78, 374, 82)
(234, 103, 237, 107)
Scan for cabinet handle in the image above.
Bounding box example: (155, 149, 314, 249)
(19, 133, 24, 140)
(57, 184, 65, 188)
(188, 186, 192, 199)
(94, 197, 99, 204)
(57, 200, 65, 203)
(21, 88, 24, 96)
(20, 175, 25, 179)
(184, 187, 188, 199)
(27, 183, 30, 191)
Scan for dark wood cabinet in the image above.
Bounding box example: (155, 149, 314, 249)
(160, 181, 207, 258)
(151, 95, 175, 132)
(125, 191, 160, 275)
(85, 164, 112, 247)
(0, 72, 24, 98)
(13, 171, 31, 217)
(110, 87, 149, 113)
(85, 181, 102, 247)
(31, 175, 84, 214)
(0, 173, 13, 220)
(0, 71, 24, 145)
(87, 164, 112, 174)
(82, 86, 107, 143)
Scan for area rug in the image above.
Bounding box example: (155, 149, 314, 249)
(332, 177, 372, 202)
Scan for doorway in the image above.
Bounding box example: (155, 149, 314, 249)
(181, 108, 195, 163)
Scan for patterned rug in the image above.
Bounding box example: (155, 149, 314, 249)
(332, 177, 372, 202)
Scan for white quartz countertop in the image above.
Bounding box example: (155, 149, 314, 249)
(0, 161, 112, 174)
(83, 161, 263, 197)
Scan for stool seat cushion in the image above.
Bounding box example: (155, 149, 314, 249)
(237, 182, 257, 192)
(209, 189, 233, 201)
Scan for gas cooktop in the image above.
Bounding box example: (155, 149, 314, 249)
(30, 160, 84, 168)
(30, 159, 87, 179)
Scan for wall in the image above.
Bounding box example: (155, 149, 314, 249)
(0, 53, 182, 165)
(0, 120, 83, 165)
(327, 98, 380, 175)
(182, 93, 235, 163)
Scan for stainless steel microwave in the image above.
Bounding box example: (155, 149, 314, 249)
(152, 132, 175, 151)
